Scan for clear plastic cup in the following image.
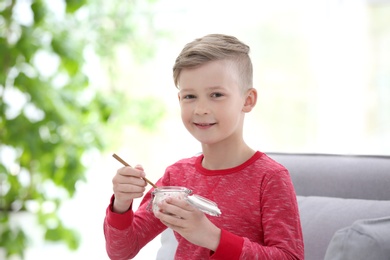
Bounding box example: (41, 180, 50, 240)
(151, 186, 221, 217)
(151, 186, 191, 215)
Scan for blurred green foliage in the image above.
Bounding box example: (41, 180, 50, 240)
(0, 0, 164, 258)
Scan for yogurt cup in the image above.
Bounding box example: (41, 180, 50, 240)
(151, 186, 191, 215)
(151, 186, 221, 217)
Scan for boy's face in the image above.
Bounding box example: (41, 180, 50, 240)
(177, 60, 251, 146)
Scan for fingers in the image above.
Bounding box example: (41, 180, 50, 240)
(156, 197, 195, 220)
(164, 197, 193, 211)
(111, 166, 149, 210)
(115, 183, 145, 196)
(114, 166, 146, 187)
(155, 197, 206, 235)
(157, 211, 186, 230)
(117, 165, 146, 178)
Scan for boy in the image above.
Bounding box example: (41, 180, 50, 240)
(104, 34, 304, 259)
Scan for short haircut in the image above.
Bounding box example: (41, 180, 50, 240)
(173, 34, 253, 91)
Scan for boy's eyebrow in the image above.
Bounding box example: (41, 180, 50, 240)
(207, 86, 225, 91)
(179, 86, 225, 92)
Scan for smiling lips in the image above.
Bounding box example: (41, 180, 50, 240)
(194, 122, 216, 129)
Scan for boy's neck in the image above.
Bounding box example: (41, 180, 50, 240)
(201, 142, 255, 170)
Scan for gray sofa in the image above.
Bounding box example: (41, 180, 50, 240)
(156, 153, 390, 260)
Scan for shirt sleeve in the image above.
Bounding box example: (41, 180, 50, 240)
(104, 194, 134, 230)
(103, 191, 167, 260)
(210, 229, 244, 259)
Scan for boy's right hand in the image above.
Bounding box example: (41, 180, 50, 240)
(112, 165, 147, 213)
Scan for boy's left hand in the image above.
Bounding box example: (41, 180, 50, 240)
(155, 197, 221, 252)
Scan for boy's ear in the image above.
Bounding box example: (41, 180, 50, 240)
(242, 88, 257, 113)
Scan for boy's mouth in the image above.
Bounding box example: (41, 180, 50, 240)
(194, 122, 216, 127)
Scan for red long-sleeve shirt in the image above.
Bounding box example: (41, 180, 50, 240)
(104, 151, 304, 259)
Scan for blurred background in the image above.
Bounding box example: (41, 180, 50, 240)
(1, 0, 389, 259)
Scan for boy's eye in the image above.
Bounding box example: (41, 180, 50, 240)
(211, 92, 223, 98)
(184, 94, 196, 99)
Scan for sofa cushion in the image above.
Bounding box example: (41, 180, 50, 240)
(297, 196, 390, 260)
(268, 153, 390, 200)
(324, 217, 390, 260)
(156, 196, 390, 260)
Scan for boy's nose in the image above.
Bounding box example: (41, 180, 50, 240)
(194, 100, 210, 115)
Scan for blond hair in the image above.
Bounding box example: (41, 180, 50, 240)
(173, 34, 253, 91)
